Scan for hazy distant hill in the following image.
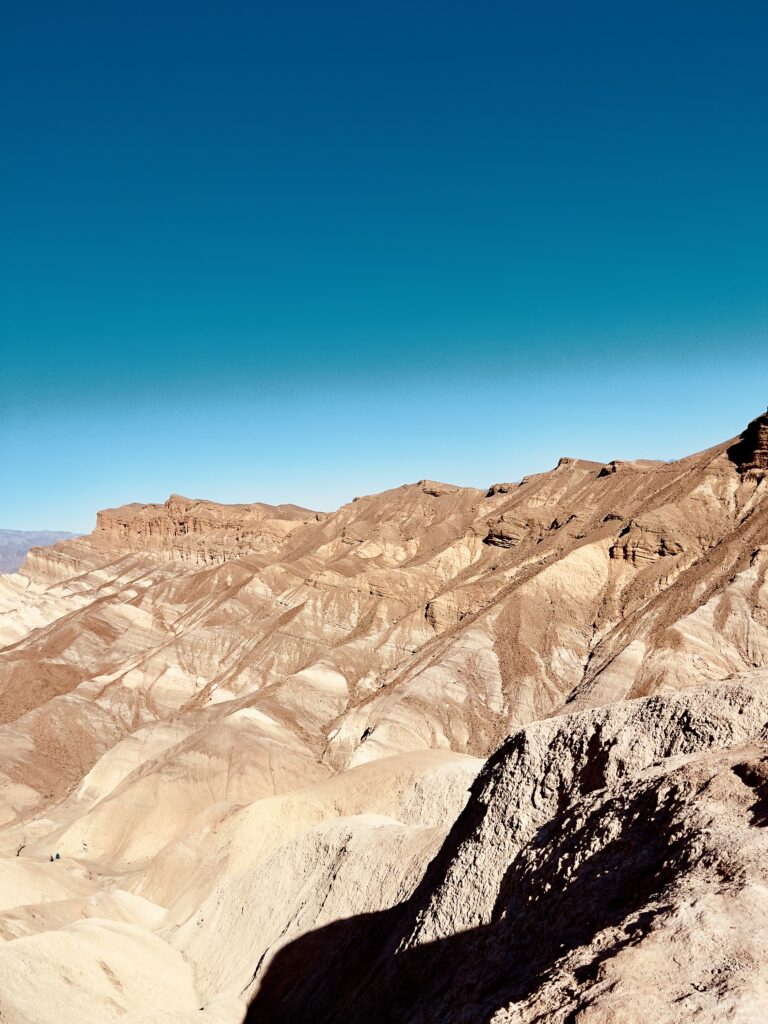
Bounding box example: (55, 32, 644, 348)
(0, 529, 78, 573)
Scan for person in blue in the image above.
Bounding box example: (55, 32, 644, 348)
(55, 852, 60, 860)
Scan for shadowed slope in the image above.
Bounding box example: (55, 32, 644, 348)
(248, 680, 768, 1023)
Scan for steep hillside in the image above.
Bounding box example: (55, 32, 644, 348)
(248, 680, 768, 1023)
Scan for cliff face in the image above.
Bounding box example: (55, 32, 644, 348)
(1, 412, 768, 1023)
(728, 409, 768, 478)
(91, 493, 320, 564)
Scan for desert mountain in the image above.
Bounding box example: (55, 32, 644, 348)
(0, 530, 77, 574)
(0, 412, 768, 1022)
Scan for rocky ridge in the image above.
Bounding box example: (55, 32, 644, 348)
(249, 679, 768, 1022)
(92, 494, 319, 565)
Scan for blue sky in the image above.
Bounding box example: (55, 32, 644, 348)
(2, 1, 767, 531)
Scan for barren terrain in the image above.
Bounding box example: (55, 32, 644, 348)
(1, 412, 768, 1022)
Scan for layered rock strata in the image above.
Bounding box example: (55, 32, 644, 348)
(0, 412, 767, 1022)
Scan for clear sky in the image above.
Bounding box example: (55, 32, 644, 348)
(2, 1, 767, 531)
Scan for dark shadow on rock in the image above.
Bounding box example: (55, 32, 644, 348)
(732, 757, 768, 826)
(246, 779, 693, 1024)
(727, 410, 768, 476)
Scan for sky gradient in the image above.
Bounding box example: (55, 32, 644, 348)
(2, 1, 767, 531)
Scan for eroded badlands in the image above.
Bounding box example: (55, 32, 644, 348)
(1, 412, 768, 1022)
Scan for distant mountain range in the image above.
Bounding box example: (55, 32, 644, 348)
(0, 530, 78, 573)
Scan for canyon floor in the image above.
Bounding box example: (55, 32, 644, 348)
(1, 412, 768, 1022)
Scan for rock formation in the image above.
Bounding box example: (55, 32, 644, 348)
(729, 409, 768, 478)
(0, 412, 768, 1022)
(92, 494, 318, 565)
(249, 680, 768, 1023)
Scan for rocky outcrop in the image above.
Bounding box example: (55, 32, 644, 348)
(609, 517, 685, 564)
(91, 493, 318, 565)
(248, 679, 768, 1023)
(728, 410, 768, 478)
(484, 512, 545, 548)
(486, 482, 517, 497)
(418, 480, 461, 498)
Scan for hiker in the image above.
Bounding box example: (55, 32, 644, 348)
(49, 855, 54, 862)
(55, 852, 61, 860)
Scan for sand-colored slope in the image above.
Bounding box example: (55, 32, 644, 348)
(0, 919, 202, 1024)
